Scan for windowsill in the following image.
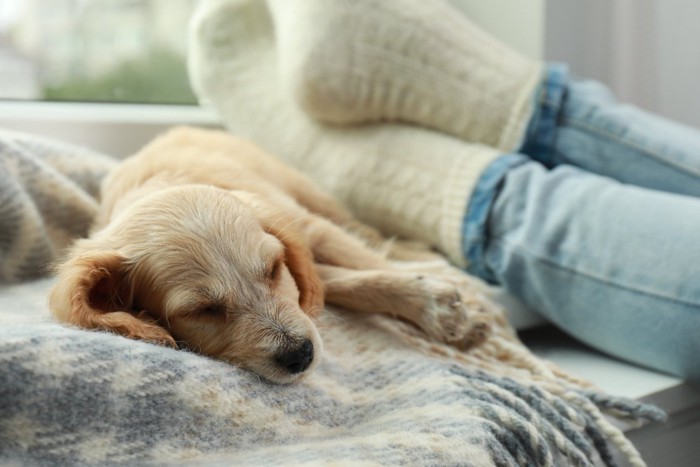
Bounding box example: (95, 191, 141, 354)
(0, 100, 220, 124)
(520, 326, 682, 399)
(0, 101, 221, 157)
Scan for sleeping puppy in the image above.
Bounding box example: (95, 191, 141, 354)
(49, 127, 490, 384)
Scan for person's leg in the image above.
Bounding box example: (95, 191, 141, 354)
(267, 0, 700, 198)
(522, 64, 700, 198)
(465, 155, 700, 382)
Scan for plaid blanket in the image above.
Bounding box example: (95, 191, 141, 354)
(0, 130, 664, 466)
(0, 129, 116, 281)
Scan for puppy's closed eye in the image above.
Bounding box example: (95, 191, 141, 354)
(265, 255, 284, 282)
(199, 304, 227, 318)
(181, 302, 227, 320)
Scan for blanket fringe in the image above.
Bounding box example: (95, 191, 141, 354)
(372, 314, 661, 467)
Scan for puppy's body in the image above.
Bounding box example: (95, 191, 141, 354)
(50, 127, 488, 384)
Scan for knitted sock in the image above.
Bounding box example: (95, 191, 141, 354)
(189, 0, 501, 266)
(267, 0, 543, 152)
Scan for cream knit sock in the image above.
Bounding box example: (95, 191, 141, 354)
(189, 0, 501, 266)
(267, 0, 543, 152)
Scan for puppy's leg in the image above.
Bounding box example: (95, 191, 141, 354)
(317, 264, 491, 349)
(296, 189, 449, 263)
(304, 216, 391, 270)
(282, 172, 387, 247)
(304, 213, 491, 348)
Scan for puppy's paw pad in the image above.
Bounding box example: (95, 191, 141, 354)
(456, 321, 492, 350)
(415, 281, 470, 340)
(414, 277, 495, 348)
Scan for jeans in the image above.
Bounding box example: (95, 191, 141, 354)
(463, 64, 700, 383)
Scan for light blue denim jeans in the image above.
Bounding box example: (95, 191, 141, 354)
(463, 64, 700, 383)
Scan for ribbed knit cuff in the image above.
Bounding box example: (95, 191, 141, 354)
(498, 62, 546, 152)
(441, 147, 502, 266)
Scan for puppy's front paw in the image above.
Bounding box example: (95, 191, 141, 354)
(414, 276, 492, 349)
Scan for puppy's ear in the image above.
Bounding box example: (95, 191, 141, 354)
(264, 215, 325, 317)
(49, 244, 176, 347)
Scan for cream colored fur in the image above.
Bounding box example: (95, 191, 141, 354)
(50, 127, 491, 384)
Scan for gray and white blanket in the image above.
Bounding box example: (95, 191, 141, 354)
(0, 130, 116, 282)
(0, 131, 664, 466)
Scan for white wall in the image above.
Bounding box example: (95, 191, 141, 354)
(654, 1, 700, 129)
(545, 0, 700, 129)
(0, 102, 218, 158)
(448, 0, 545, 59)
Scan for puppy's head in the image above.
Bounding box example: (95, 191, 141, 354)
(49, 185, 324, 384)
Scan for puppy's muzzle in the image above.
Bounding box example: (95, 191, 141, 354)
(275, 339, 314, 374)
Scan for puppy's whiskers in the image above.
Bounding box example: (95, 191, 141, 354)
(268, 216, 305, 243)
(264, 212, 290, 233)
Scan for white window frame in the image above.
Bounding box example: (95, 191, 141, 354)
(0, 101, 220, 158)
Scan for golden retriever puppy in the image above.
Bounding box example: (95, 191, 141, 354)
(49, 127, 489, 384)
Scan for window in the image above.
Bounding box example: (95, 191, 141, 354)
(0, 0, 198, 105)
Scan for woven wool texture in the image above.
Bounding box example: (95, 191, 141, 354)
(1, 277, 665, 467)
(0, 130, 116, 282)
(0, 132, 664, 466)
(269, 0, 543, 151)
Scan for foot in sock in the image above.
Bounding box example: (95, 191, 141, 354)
(268, 0, 543, 151)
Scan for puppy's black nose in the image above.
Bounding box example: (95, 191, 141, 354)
(275, 339, 314, 374)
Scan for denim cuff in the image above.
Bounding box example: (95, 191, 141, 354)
(462, 153, 529, 284)
(519, 63, 570, 167)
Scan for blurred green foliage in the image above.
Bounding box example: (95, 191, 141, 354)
(42, 47, 197, 105)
